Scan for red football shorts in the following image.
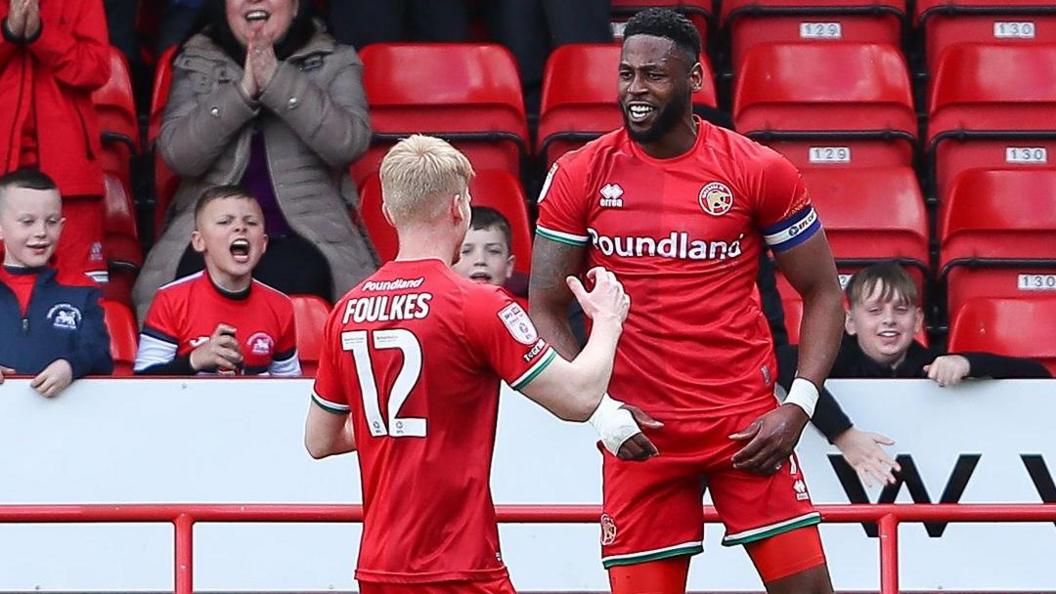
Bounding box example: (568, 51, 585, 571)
(600, 405, 821, 569)
(358, 575, 517, 594)
(56, 196, 107, 285)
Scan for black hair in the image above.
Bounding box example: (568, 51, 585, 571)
(623, 7, 701, 63)
(0, 168, 58, 196)
(470, 206, 512, 252)
(194, 184, 259, 221)
(190, 0, 318, 63)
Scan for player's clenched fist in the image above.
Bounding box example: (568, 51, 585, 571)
(567, 266, 631, 324)
(189, 324, 243, 373)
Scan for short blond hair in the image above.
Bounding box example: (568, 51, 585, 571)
(379, 135, 475, 225)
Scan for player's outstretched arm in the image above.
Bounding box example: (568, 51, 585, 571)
(304, 401, 356, 459)
(521, 268, 662, 460)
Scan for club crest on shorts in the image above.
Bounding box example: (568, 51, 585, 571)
(498, 303, 538, 345)
(600, 513, 618, 545)
(698, 181, 734, 216)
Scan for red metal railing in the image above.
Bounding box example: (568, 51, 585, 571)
(0, 503, 1053, 593)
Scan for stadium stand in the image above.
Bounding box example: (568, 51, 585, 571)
(948, 296, 1056, 374)
(359, 170, 534, 274)
(940, 167, 1056, 317)
(102, 174, 142, 305)
(721, 0, 907, 71)
(734, 42, 917, 169)
(927, 43, 1056, 200)
(92, 47, 139, 200)
(148, 46, 179, 235)
(536, 43, 717, 165)
(292, 294, 330, 376)
(350, 43, 529, 185)
(102, 299, 138, 377)
(609, 0, 712, 42)
(916, 0, 1056, 72)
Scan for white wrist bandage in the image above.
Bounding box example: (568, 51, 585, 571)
(785, 377, 820, 418)
(588, 393, 641, 455)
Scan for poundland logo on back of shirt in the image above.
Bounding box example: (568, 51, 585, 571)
(587, 228, 745, 261)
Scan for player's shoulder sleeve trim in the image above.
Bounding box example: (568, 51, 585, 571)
(761, 205, 821, 253)
(509, 347, 557, 391)
(536, 225, 590, 246)
(311, 391, 350, 415)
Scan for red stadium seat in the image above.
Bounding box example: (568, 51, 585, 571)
(291, 295, 330, 376)
(948, 297, 1056, 374)
(610, 0, 712, 44)
(103, 174, 142, 267)
(734, 43, 917, 168)
(916, 0, 1056, 72)
(940, 168, 1056, 316)
(927, 44, 1056, 200)
(102, 299, 138, 376)
(351, 44, 529, 185)
(537, 44, 717, 166)
(722, 0, 906, 72)
(358, 170, 535, 275)
(92, 47, 139, 196)
(150, 46, 180, 235)
(804, 166, 928, 268)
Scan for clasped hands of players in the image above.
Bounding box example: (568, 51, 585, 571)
(5, 0, 41, 40)
(189, 324, 244, 373)
(567, 267, 662, 462)
(0, 359, 74, 398)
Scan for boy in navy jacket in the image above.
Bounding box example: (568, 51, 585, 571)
(0, 169, 112, 396)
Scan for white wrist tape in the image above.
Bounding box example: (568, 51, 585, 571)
(785, 377, 820, 418)
(588, 393, 641, 455)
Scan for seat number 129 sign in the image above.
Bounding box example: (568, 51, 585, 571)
(342, 329, 427, 438)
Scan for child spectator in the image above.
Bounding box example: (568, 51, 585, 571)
(1, 0, 111, 285)
(134, 185, 300, 376)
(0, 169, 112, 396)
(452, 206, 515, 288)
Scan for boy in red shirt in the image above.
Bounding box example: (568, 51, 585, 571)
(134, 185, 299, 376)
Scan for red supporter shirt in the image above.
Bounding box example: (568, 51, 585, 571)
(0, 266, 38, 316)
(536, 119, 819, 418)
(134, 271, 300, 375)
(311, 259, 556, 584)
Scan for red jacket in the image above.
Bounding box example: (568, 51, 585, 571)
(0, 0, 109, 197)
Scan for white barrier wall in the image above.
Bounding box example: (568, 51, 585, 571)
(0, 378, 1054, 591)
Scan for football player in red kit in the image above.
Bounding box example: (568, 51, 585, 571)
(304, 135, 660, 594)
(530, 8, 846, 594)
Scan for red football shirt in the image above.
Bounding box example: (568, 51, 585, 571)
(536, 119, 819, 418)
(134, 271, 300, 375)
(311, 258, 556, 584)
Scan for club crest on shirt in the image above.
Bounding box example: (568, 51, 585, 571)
(600, 513, 618, 545)
(698, 181, 734, 216)
(247, 332, 275, 356)
(498, 303, 538, 345)
(46, 303, 81, 330)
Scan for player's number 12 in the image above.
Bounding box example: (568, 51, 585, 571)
(341, 329, 426, 438)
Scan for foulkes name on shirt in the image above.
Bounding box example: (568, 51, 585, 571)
(342, 293, 433, 324)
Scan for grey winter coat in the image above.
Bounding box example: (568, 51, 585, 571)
(132, 23, 378, 321)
